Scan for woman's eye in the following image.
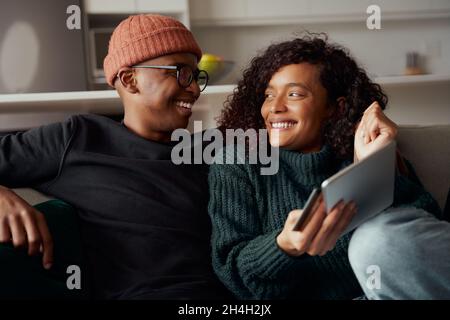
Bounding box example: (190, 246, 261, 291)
(264, 93, 274, 99)
(289, 92, 304, 97)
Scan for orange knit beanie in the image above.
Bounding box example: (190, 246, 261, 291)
(103, 14, 202, 87)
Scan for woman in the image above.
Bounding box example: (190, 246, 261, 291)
(0, 14, 230, 299)
(208, 34, 446, 300)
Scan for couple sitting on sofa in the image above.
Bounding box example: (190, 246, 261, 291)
(0, 14, 449, 300)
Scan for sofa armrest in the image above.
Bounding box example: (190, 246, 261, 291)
(12, 188, 53, 205)
(0, 200, 88, 299)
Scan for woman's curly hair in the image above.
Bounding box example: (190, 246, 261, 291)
(217, 33, 388, 160)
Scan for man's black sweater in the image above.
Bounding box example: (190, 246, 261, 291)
(0, 114, 229, 299)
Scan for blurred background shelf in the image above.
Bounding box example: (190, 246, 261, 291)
(375, 74, 450, 87)
(0, 85, 236, 114)
(0, 90, 121, 114)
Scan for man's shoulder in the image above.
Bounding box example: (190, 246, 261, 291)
(71, 114, 119, 126)
(67, 114, 125, 134)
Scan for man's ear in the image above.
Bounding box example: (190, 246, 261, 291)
(116, 67, 138, 93)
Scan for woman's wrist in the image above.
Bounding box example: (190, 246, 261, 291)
(276, 232, 301, 257)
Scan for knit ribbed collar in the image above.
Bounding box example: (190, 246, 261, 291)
(279, 145, 340, 187)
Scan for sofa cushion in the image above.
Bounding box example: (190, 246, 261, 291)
(397, 125, 450, 212)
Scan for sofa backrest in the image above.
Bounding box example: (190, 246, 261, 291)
(397, 125, 450, 212)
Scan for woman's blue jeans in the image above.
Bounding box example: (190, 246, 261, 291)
(348, 206, 450, 300)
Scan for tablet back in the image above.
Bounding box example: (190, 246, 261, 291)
(321, 141, 396, 235)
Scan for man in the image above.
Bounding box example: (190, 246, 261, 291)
(0, 14, 230, 299)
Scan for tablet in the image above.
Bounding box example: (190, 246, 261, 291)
(321, 141, 396, 235)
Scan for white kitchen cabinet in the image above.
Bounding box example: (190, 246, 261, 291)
(372, 0, 431, 13)
(190, 0, 450, 26)
(83, 0, 136, 14)
(84, 0, 190, 26)
(363, 0, 450, 20)
(430, 0, 450, 10)
(245, 0, 376, 24)
(309, 0, 370, 16)
(189, 0, 248, 23)
(246, 0, 310, 19)
(135, 0, 188, 13)
(135, 0, 189, 26)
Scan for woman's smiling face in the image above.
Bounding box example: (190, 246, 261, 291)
(261, 63, 332, 153)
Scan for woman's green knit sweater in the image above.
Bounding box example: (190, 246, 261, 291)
(208, 145, 440, 300)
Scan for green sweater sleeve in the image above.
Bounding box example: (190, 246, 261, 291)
(208, 162, 313, 299)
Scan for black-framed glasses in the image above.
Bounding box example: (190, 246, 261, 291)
(131, 65, 209, 92)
